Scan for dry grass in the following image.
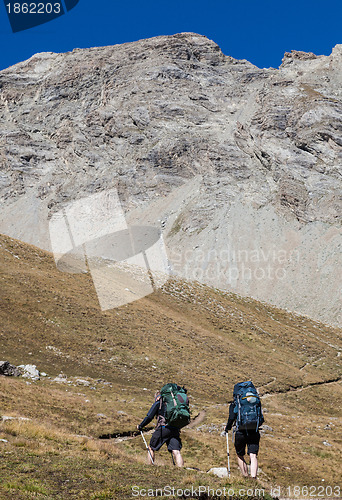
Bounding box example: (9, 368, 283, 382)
(0, 233, 341, 498)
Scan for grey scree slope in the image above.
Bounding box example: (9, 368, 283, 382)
(0, 33, 341, 326)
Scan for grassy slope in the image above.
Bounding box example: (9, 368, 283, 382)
(0, 234, 341, 499)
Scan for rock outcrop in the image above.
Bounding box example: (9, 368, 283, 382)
(0, 360, 21, 377)
(0, 361, 41, 380)
(207, 467, 229, 478)
(0, 33, 341, 326)
(18, 364, 40, 381)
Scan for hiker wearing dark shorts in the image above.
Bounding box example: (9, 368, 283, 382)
(137, 391, 184, 467)
(225, 381, 264, 479)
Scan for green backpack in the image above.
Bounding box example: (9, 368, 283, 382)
(160, 383, 190, 429)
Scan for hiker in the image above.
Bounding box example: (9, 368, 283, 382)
(225, 381, 264, 479)
(137, 383, 190, 467)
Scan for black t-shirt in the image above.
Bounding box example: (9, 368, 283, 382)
(225, 402, 236, 431)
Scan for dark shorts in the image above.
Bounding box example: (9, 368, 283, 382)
(149, 426, 182, 452)
(234, 429, 260, 456)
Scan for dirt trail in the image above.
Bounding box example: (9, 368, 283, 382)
(187, 410, 207, 428)
(261, 376, 342, 398)
(101, 411, 208, 442)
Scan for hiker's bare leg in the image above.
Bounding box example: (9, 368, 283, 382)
(147, 447, 155, 465)
(250, 453, 258, 478)
(237, 455, 248, 476)
(172, 450, 184, 467)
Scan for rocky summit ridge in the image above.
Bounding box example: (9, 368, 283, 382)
(0, 33, 341, 326)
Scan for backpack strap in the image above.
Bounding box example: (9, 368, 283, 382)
(237, 395, 242, 428)
(170, 389, 177, 407)
(156, 396, 166, 428)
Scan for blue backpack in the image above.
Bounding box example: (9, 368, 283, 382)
(233, 381, 263, 432)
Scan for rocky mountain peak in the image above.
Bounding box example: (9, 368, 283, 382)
(0, 33, 341, 326)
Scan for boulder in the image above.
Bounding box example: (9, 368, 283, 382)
(17, 364, 40, 381)
(0, 361, 21, 377)
(76, 379, 90, 386)
(207, 467, 229, 478)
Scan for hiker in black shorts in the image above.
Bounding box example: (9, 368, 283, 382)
(225, 381, 264, 479)
(137, 391, 184, 467)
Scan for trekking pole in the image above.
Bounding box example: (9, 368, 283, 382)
(140, 430, 154, 465)
(226, 432, 231, 478)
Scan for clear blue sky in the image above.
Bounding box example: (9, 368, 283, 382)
(0, 0, 341, 71)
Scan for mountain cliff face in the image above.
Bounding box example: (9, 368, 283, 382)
(0, 33, 341, 326)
